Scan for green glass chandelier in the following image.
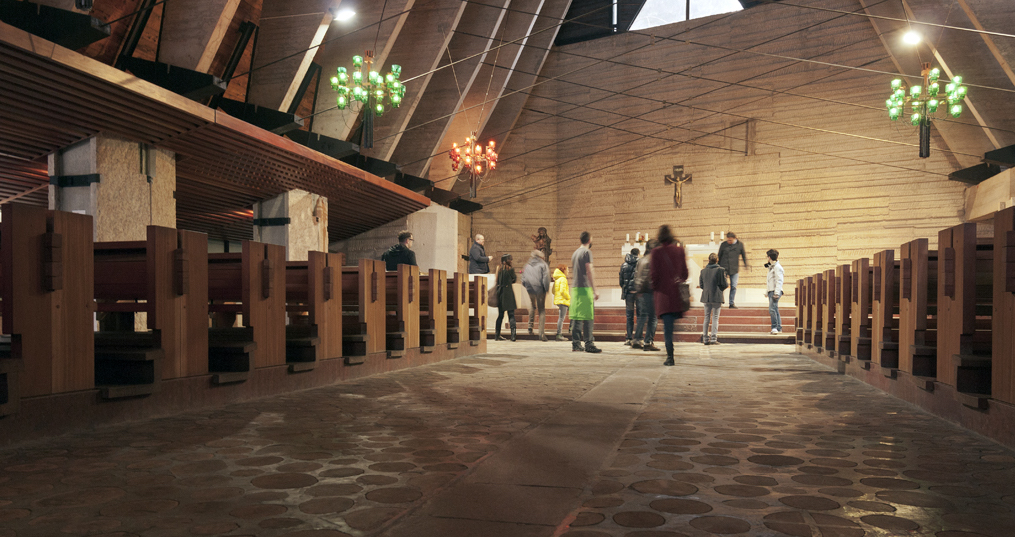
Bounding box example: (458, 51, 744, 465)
(329, 51, 406, 148)
(886, 62, 967, 158)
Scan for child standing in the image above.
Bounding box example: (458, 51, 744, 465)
(552, 264, 570, 341)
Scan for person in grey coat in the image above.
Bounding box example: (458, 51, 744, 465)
(468, 234, 493, 274)
(699, 252, 729, 345)
(521, 250, 552, 341)
(717, 232, 748, 308)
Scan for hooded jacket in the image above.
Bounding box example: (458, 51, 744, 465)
(699, 261, 729, 304)
(553, 268, 570, 306)
(619, 252, 639, 299)
(522, 254, 552, 295)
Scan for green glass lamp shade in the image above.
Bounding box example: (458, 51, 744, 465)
(929, 68, 940, 81)
(949, 104, 962, 118)
(891, 79, 903, 90)
(888, 107, 900, 120)
(336, 94, 348, 109)
(910, 85, 922, 97)
(353, 55, 363, 67)
(927, 99, 939, 113)
(910, 113, 921, 126)
(928, 83, 939, 96)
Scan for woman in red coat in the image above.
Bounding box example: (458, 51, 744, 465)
(650, 225, 689, 366)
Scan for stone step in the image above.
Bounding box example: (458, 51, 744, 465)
(495, 331, 795, 344)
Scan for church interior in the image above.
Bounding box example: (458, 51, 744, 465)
(1, 0, 1015, 535)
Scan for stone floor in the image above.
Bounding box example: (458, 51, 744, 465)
(1, 341, 1013, 537)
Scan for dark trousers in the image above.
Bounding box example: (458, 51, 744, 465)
(625, 295, 636, 339)
(634, 293, 656, 344)
(572, 319, 594, 348)
(495, 309, 516, 338)
(660, 312, 680, 357)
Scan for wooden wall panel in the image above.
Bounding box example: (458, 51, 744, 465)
(834, 264, 851, 357)
(871, 250, 898, 369)
(48, 210, 95, 393)
(243, 241, 286, 368)
(851, 258, 872, 362)
(993, 208, 1015, 404)
(179, 230, 209, 378)
(937, 224, 977, 387)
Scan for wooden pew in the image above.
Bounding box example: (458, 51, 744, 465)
(801, 276, 813, 348)
(207, 241, 286, 383)
(899, 238, 939, 389)
(937, 223, 993, 408)
(285, 252, 343, 371)
(833, 264, 852, 360)
(851, 258, 873, 367)
(0, 204, 93, 414)
(795, 279, 805, 348)
(992, 207, 1015, 408)
(469, 276, 488, 345)
(872, 249, 900, 377)
(384, 264, 419, 358)
(810, 272, 824, 352)
(93, 226, 208, 398)
(822, 268, 837, 356)
(341, 259, 386, 363)
(446, 271, 468, 350)
(419, 269, 447, 353)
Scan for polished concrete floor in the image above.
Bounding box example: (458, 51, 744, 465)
(1, 340, 1012, 536)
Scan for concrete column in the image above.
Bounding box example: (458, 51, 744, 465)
(48, 134, 176, 242)
(253, 189, 328, 261)
(330, 203, 460, 274)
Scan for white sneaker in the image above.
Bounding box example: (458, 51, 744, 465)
(771, 329, 780, 334)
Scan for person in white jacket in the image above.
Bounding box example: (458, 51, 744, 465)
(765, 249, 785, 334)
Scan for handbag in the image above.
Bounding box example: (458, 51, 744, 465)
(488, 283, 499, 308)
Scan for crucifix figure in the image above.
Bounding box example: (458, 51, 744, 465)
(664, 165, 692, 208)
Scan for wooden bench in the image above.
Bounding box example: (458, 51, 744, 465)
(872, 250, 900, 377)
(469, 276, 488, 345)
(341, 259, 385, 363)
(899, 238, 939, 390)
(822, 268, 837, 356)
(419, 269, 447, 353)
(938, 223, 994, 408)
(0, 204, 93, 414)
(991, 207, 1015, 408)
(833, 264, 852, 361)
(851, 257, 873, 368)
(801, 276, 813, 348)
(446, 271, 468, 350)
(93, 226, 208, 398)
(810, 272, 824, 352)
(384, 264, 419, 358)
(207, 241, 285, 383)
(285, 252, 343, 371)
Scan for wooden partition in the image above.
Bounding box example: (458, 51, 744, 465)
(469, 276, 488, 345)
(795, 279, 806, 348)
(992, 207, 1015, 405)
(937, 223, 993, 406)
(341, 259, 386, 363)
(822, 268, 837, 355)
(810, 272, 824, 352)
(446, 272, 468, 350)
(384, 264, 420, 358)
(284, 252, 343, 370)
(802, 276, 813, 347)
(207, 241, 286, 382)
(834, 264, 852, 359)
(899, 238, 939, 384)
(419, 269, 447, 352)
(850, 258, 873, 365)
(872, 250, 900, 374)
(93, 226, 209, 396)
(0, 204, 94, 412)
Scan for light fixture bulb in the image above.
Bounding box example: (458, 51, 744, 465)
(332, 8, 355, 22)
(903, 30, 921, 45)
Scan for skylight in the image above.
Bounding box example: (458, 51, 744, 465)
(629, 0, 743, 31)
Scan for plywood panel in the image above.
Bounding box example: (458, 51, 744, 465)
(834, 264, 851, 357)
(871, 250, 898, 369)
(937, 224, 976, 387)
(48, 210, 94, 393)
(243, 241, 286, 368)
(851, 258, 872, 361)
(313, 252, 344, 360)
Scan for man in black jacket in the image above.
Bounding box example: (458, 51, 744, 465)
(381, 230, 417, 271)
(717, 232, 749, 308)
(699, 252, 729, 345)
(619, 248, 639, 345)
(468, 234, 492, 274)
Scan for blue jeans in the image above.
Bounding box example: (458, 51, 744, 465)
(769, 291, 782, 331)
(729, 272, 740, 306)
(660, 312, 679, 357)
(702, 303, 721, 343)
(634, 293, 656, 344)
(625, 295, 636, 339)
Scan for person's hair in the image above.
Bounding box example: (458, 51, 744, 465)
(708, 253, 718, 264)
(531, 250, 544, 259)
(537, 227, 547, 235)
(630, 248, 640, 256)
(726, 232, 737, 239)
(398, 230, 413, 243)
(657, 225, 674, 245)
(556, 264, 567, 273)
(767, 249, 779, 261)
(500, 254, 513, 270)
(579, 231, 591, 244)
(644, 239, 658, 253)
(475, 233, 484, 241)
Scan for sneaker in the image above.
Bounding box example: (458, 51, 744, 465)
(643, 344, 660, 352)
(573, 345, 584, 352)
(711, 341, 721, 346)
(624, 339, 632, 346)
(771, 329, 780, 334)
(540, 335, 548, 342)
(528, 328, 534, 335)
(663, 357, 675, 366)
(703, 341, 712, 346)
(632, 341, 643, 349)
(729, 304, 738, 309)
(585, 345, 603, 353)
(556, 334, 565, 341)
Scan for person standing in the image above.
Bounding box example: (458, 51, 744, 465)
(650, 225, 689, 366)
(494, 254, 517, 341)
(632, 240, 659, 352)
(619, 248, 640, 345)
(553, 264, 570, 341)
(717, 232, 749, 308)
(522, 250, 552, 341)
(699, 252, 728, 345)
(766, 249, 785, 334)
(468, 234, 493, 274)
(381, 230, 417, 271)
(570, 232, 602, 353)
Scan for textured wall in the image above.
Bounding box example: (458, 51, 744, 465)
(330, 204, 462, 274)
(253, 189, 328, 261)
(472, 1, 971, 298)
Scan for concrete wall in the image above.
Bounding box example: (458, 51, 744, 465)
(330, 203, 462, 274)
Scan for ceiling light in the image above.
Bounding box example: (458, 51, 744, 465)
(332, 8, 355, 22)
(903, 30, 921, 45)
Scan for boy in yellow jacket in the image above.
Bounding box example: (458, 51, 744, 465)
(552, 264, 570, 341)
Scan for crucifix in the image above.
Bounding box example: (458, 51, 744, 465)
(664, 165, 692, 208)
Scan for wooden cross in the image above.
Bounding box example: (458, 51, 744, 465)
(664, 165, 692, 208)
